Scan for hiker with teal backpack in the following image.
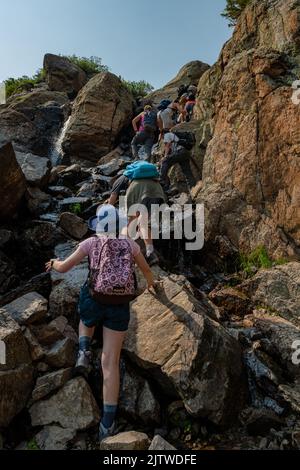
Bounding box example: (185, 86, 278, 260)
(123, 161, 166, 266)
(45, 204, 156, 442)
(131, 104, 158, 161)
(160, 130, 197, 193)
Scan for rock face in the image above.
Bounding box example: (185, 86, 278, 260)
(240, 262, 300, 323)
(62, 72, 133, 162)
(147, 61, 210, 105)
(44, 53, 87, 96)
(194, 0, 300, 260)
(123, 275, 246, 426)
(29, 377, 100, 430)
(16, 151, 51, 188)
(0, 90, 69, 157)
(0, 309, 34, 427)
(0, 143, 26, 219)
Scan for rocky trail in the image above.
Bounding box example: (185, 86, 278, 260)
(1, 0, 300, 451)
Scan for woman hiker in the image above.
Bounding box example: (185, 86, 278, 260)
(46, 204, 157, 441)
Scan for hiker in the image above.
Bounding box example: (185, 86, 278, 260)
(131, 105, 158, 161)
(45, 205, 156, 441)
(160, 130, 196, 192)
(157, 99, 182, 138)
(124, 161, 166, 266)
(107, 174, 130, 206)
(185, 93, 196, 122)
(178, 94, 189, 123)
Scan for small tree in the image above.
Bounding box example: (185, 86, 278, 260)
(66, 55, 109, 75)
(121, 79, 154, 99)
(222, 0, 252, 26)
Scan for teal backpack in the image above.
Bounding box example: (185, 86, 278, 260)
(124, 161, 159, 180)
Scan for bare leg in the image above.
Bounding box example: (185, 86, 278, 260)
(101, 327, 127, 405)
(79, 320, 95, 340)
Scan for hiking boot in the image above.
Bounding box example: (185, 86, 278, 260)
(99, 421, 116, 442)
(146, 251, 159, 266)
(74, 350, 92, 376)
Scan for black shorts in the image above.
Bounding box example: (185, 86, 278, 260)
(78, 283, 130, 332)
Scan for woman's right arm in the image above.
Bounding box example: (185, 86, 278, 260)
(45, 247, 86, 273)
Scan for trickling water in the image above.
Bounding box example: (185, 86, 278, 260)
(50, 115, 71, 166)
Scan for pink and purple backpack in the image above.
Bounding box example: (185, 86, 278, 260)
(88, 238, 137, 304)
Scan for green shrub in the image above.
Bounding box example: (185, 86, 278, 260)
(66, 55, 109, 75)
(27, 438, 40, 450)
(5, 69, 46, 98)
(239, 246, 272, 275)
(121, 79, 154, 99)
(70, 203, 82, 215)
(222, 0, 252, 26)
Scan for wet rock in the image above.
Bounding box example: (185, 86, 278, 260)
(48, 186, 73, 198)
(30, 377, 100, 431)
(49, 242, 88, 319)
(32, 368, 73, 402)
(56, 164, 90, 188)
(44, 53, 87, 96)
(253, 313, 300, 379)
(62, 72, 133, 162)
(2, 292, 48, 326)
(44, 337, 77, 368)
(240, 407, 283, 436)
(0, 143, 26, 219)
(240, 263, 300, 324)
(148, 435, 176, 450)
(16, 151, 51, 188)
(119, 365, 161, 425)
(100, 431, 150, 451)
(2, 90, 69, 156)
(123, 274, 246, 426)
(59, 212, 88, 240)
(35, 425, 76, 451)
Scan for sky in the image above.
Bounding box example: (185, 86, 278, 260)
(0, 0, 231, 89)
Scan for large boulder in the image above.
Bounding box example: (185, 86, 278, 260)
(43, 53, 87, 96)
(1, 292, 48, 326)
(59, 212, 88, 240)
(62, 72, 133, 162)
(29, 377, 100, 431)
(194, 0, 300, 260)
(240, 262, 300, 323)
(15, 151, 51, 188)
(0, 90, 69, 157)
(0, 309, 34, 427)
(0, 143, 26, 219)
(147, 61, 210, 106)
(123, 274, 246, 426)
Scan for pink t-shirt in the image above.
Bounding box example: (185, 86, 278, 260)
(79, 236, 140, 264)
